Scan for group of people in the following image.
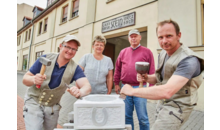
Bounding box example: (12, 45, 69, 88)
(22, 19, 204, 130)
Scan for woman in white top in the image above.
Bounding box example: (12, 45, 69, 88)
(78, 35, 114, 94)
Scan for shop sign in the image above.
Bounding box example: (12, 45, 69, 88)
(102, 12, 135, 33)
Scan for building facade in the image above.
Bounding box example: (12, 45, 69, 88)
(17, 0, 204, 111)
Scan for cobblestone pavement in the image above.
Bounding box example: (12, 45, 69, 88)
(17, 72, 204, 130)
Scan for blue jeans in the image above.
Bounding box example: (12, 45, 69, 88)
(121, 84, 150, 130)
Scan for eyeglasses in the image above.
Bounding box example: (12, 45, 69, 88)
(62, 44, 78, 52)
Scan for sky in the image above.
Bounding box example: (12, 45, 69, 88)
(17, 0, 47, 9)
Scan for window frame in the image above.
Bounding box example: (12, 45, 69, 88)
(28, 29, 31, 40)
(61, 5, 68, 23)
(71, 0, 79, 18)
(33, 11, 37, 18)
(23, 20, 26, 26)
(38, 21, 43, 35)
(44, 18, 48, 32)
(35, 51, 44, 60)
(17, 35, 21, 46)
(25, 31, 28, 42)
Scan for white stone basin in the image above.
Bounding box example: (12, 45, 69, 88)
(74, 94, 125, 129)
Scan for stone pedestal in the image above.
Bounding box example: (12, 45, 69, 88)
(74, 95, 125, 129)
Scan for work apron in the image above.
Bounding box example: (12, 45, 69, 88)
(23, 93, 61, 130)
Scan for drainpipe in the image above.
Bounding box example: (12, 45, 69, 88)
(27, 20, 35, 70)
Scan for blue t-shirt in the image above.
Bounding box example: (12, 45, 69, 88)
(29, 55, 85, 89)
(158, 55, 201, 80)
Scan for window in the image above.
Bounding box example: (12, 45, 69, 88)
(47, 0, 55, 7)
(28, 29, 31, 40)
(22, 55, 28, 70)
(33, 11, 37, 18)
(36, 51, 44, 60)
(17, 36, 21, 46)
(44, 18, 48, 32)
(25, 31, 28, 42)
(19, 35, 21, 44)
(38, 22, 42, 35)
(72, 0, 79, 18)
(47, 0, 51, 7)
(62, 5, 68, 23)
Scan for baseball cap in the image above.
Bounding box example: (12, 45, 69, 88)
(128, 29, 140, 36)
(62, 35, 81, 46)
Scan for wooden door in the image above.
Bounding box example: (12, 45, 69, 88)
(103, 42, 115, 65)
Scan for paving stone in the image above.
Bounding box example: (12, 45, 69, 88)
(199, 126, 204, 130)
(184, 127, 192, 130)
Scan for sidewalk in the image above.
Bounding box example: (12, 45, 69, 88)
(17, 95, 25, 130)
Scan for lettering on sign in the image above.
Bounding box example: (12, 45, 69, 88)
(102, 12, 136, 33)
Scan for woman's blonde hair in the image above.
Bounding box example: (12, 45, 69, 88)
(92, 35, 106, 46)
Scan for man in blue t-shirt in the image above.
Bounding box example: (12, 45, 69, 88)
(22, 35, 91, 130)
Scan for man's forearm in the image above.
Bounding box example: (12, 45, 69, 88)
(133, 85, 167, 100)
(23, 74, 35, 87)
(79, 82, 91, 97)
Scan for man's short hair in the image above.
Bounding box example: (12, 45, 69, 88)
(92, 35, 106, 46)
(156, 19, 180, 35)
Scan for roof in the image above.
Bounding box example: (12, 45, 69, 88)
(18, 0, 67, 35)
(23, 16, 32, 21)
(32, 5, 44, 12)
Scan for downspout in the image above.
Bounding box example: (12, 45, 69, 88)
(27, 20, 35, 70)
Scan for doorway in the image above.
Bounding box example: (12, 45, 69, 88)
(103, 42, 115, 65)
